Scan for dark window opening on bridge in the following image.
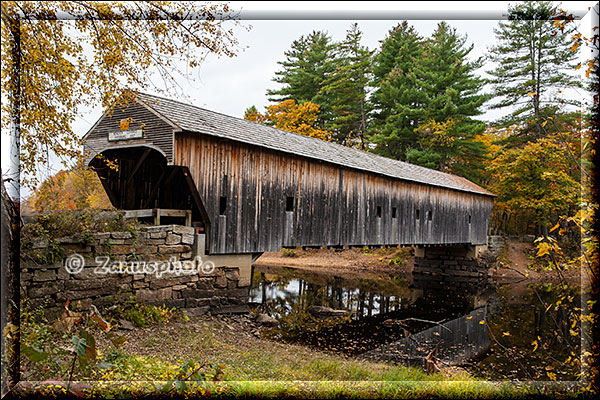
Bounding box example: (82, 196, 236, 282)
(392, 207, 397, 218)
(222, 174, 228, 189)
(416, 209, 420, 220)
(468, 215, 472, 224)
(286, 196, 294, 212)
(219, 196, 227, 215)
(426, 210, 432, 221)
(376, 205, 382, 218)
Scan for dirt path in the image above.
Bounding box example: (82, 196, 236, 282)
(490, 239, 580, 284)
(505, 241, 534, 271)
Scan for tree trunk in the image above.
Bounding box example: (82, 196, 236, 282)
(2, 13, 22, 395)
(1, 176, 21, 394)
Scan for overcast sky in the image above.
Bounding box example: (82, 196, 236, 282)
(2, 1, 597, 198)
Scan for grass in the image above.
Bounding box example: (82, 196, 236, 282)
(207, 380, 529, 399)
(84, 317, 550, 398)
(18, 312, 587, 398)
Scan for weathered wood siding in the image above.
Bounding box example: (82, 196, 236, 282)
(174, 132, 494, 255)
(84, 102, 175, 164)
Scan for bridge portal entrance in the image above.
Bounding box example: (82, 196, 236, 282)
(88, 146, 209, 232)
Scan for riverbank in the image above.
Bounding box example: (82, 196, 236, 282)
(15, 312, 567, 399)
(15, 309, 533, 399)
(255, 239, 582, 284)
(255, 246, 413, 277)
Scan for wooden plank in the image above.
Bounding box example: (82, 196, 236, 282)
(124, 209, 153, 218)
(153, 209, 189, 217)
(153, 208, 160, 225)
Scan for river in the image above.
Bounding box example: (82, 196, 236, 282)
(248, 263, 583, 381)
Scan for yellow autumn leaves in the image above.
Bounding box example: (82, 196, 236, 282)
(1, 1, 240, 189)
(245, 99, 333, 142)
(535, 236, 564, 258)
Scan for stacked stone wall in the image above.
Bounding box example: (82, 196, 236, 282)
(487, 235, 507, 256)
(20, 225, 249, 319)
(413, 245, 490, 292)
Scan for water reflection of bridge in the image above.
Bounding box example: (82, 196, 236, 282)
(362, 307, 490, 367)
(249, 263, 493, 363)
(250, 263, 582, 379)
(250, 262, 492, 320)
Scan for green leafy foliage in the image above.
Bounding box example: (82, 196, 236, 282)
(72, 330, 96, 369)
(21, 208, 140, 250)
(105, 295, 177, 328)
(282, 248, 298, 258)
(86, 349, 224, 397)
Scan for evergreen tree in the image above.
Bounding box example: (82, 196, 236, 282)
(267, 31, 336, 128)
(487, 1, 581, 142)
(368, 22, 425, 160)
(321, 23, 373, 148)
(408, 22, 490, 182)
(244, 105, 259, 119)
(243, 105, 267, 124)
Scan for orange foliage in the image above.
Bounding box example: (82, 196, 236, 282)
(246, 100, 332, 141)
(25, 164, 112, 212)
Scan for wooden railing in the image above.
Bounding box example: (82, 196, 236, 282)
(21, 208, 193, 227)
(124, 208, 192, 226)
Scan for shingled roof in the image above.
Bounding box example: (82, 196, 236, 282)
(136, 92, 495, 197)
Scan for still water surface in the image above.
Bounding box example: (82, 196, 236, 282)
(249, 264, 582, 381)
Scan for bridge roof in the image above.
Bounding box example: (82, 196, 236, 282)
(136, 93, 495, 197)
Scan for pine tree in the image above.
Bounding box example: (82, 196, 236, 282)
(320, 23, 373, 148)
(368, 22, 425, 160)
(243, 105, 267, 124)
(267, 31, 336, 128)
(408, 22, 490, 182)
(487, 1, 581, 142)
(244, 105, 259, 119)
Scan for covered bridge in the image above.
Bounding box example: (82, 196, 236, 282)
(83, 93, 495, 257)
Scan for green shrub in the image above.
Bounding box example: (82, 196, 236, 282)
(282, 248, 297, 257)
(105, 296, 178, 328)
(387, 256, 406, 266)
(26, 239, 64, 264)
(21, 209, 141, 247)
